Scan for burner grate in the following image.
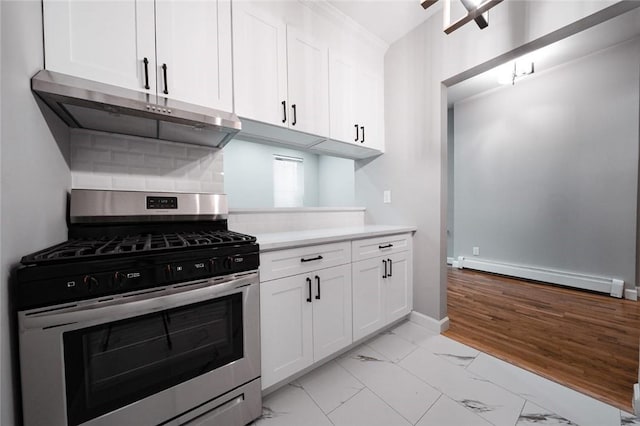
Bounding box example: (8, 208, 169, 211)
(26, 230, 256, 264)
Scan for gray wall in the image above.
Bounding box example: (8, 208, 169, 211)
(318, 156, 355, 207)
(453, 38, 640, 287)
(223, 139, 320, 207)
(1, 1, 71, 424)
(356, 1, 635, 320)
(447, 108, 455, 259)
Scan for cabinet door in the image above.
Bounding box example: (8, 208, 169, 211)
(385, 252, 413, 323)
(352, 257, 385, 341)
(43, 0, 156, 93)
(155, 0, 233, 111)
(328, 52, 357, 143)
(312, 265, 352, 361)
(233, 3, 288, 126)
(286, 26, 329, 136)
(260, 274, 313, 389)
(356, 68, 384, 151)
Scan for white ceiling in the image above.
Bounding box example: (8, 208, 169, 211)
(327, 0, 440, 45)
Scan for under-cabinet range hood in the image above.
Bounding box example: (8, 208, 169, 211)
(31, 70, 241, 147)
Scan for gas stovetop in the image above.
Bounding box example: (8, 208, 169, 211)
(16, 190, 260, 311)
(22, 230, 256, 265)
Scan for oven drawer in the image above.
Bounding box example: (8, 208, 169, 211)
(260, 242, 351, 282)
(165, 378, 261, 426)
(351, 233, 412, 262)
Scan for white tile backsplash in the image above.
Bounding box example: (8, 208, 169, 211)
(70, 129, 224, 193)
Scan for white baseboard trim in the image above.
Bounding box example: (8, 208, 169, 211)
(447, 257, 454, 265)
(457, 257, 623, 298)
(634, 383, 640, 416)
(410, 311, 450, 333)
(625, 287, 638, 301)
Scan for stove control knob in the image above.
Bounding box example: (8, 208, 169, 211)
(209, 258, 217, 273)
(114, 272, 126, 287)
(223, 257, 233, 270)
(83, 275, 99, 293)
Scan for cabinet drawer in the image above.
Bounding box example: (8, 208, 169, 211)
(260, 242, 351, 282)
(351, 233, 412, 262)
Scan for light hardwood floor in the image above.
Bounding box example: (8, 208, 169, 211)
(445, 267, 640, 412)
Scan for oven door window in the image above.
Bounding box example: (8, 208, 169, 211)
(63, 294, 243, 426)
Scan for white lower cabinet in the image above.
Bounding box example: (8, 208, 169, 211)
(385, 252, 413, 324)
(260, 264, 352, 389)
(352, 242, 413, 341)
(312, 265, 353, 360)
(260, 232, 413, 390)
(351, 257, 385, 341)
(260, 272, 313, 389)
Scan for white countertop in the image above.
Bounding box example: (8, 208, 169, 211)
(254, 225, 417, 251)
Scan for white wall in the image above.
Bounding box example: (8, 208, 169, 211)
(1, 2, 71, 424)
(229, 208, 365, 234)
(356, 1, 636, 320)
(453, 38, 640, 287)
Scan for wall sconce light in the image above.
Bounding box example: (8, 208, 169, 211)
(498, 61, 535, 85)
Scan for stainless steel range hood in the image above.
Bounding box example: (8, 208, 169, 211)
(31, 70, 241, 147)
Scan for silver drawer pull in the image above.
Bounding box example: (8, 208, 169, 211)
(301, 255, 323, 263)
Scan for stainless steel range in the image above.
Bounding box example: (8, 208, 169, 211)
(16, 190, 261, 426)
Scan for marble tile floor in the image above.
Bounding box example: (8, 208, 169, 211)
(251, 320, 640, 426)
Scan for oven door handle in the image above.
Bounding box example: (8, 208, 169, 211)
(21, 272, 258, 331)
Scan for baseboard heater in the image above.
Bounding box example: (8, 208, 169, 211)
(454, 257, 625, 298)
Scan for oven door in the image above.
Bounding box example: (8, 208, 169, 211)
(18, 271, 260, 426)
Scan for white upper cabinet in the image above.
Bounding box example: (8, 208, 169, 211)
(286, 27, 329, 136)
(232, 4, 288, 126)
(43, 0, 156, 93)
(233, 4, 329, 136)
(329, 53, 357, 144)
(43, 0, 233, 110)
(155, 0, 233, 111)
(355, 67, 384, 151)
(329, 51, 384, 151)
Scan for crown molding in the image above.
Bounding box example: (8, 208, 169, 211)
(299, 0, 390, 52)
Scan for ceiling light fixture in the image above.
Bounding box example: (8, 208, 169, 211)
(460, 0, 489, 29)
(498, 61, 535, 85)
(421, 0, 504, 34)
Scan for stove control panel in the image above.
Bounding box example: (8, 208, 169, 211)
(17, 250, 260, 310)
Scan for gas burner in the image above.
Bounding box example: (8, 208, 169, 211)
(23, 230, 256, 264)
